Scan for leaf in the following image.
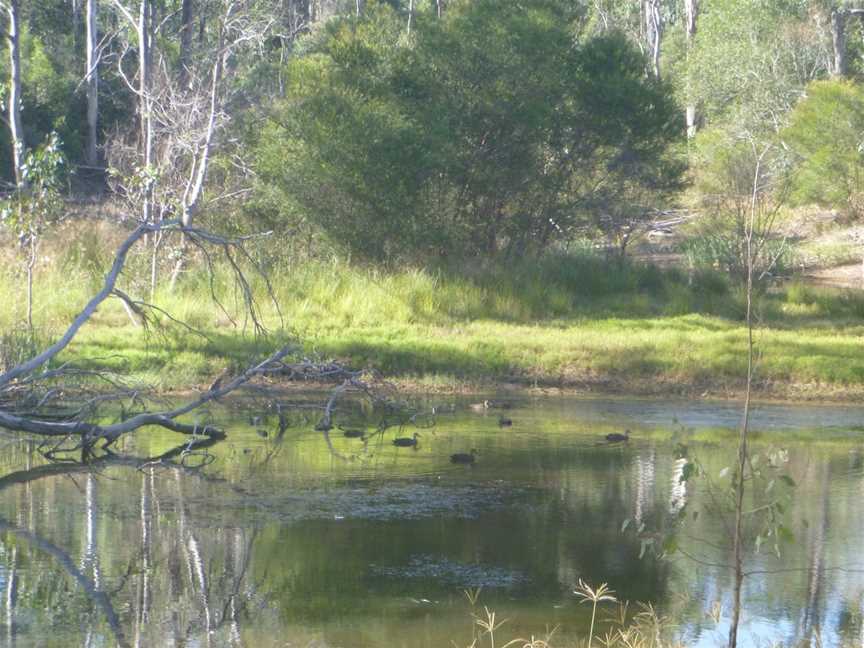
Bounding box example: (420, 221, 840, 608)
(779, 474, 796, 488)
(621, 518, 631, 533)
(662, 536, 678, 556)
(719, 466, 730, 479)
(680, 461, 696, 483)
(755, 534, 763, 553)
(778, 525, 795, 543)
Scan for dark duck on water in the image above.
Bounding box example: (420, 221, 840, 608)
(604, 430, 630, 444)
(450, 449, 477, 464)
(393, 432, 420, 447)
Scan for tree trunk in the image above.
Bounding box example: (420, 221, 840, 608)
(832, 8, 847, 77)
(85, 0, 100, 167)
(6, 0, 26, 188)
(179, 0, 193, 87)
(407, 0, 414, 36)
(138, 0, 154, 224)
(72, 0, 82, 47)
(644, 0, 662, 79)
(684, 0, 698, 138)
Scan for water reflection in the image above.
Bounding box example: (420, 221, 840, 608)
(0, 395, 862, 647)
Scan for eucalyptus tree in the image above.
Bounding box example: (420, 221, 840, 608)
(2, 0, 26, 188)
(105, 0, 280, 296)
(85, 0, 100, 167)
(644, 0, 662, 77)
(684, 0, 698, 136)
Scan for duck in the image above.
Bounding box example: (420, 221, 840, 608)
(450, 449, 477, 464)
(498, 416, 513, 427)
(469, 400, 490, 412)
(605, 430, 630, 443)
(339, 426, 366, 439)
(393, 432, 420, 447)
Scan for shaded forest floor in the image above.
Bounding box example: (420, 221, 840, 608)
(4, 215, 864, 402)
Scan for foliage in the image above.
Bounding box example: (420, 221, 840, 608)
(684, 123, 795, 282)
(683, 0, 829, 134)
(782, 79, 864, 217)
(257, 0, 683, 263)
(0, 22, 87, 180)
(0, 132, 66, 241)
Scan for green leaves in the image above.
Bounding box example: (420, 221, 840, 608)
(1, 132, 65, 240)
(782, 79, 864, 217)
(259, 0, 682, 263)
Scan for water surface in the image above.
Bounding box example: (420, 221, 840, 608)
(0, 393, 862, 647)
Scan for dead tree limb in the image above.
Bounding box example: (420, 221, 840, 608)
(0, 221, 160, 389)
(0, 216, 300, 450)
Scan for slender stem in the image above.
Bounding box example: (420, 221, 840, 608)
(26, 231, 35, 333)
(588, 600, 597, 648)
(728, 147, 765, 648)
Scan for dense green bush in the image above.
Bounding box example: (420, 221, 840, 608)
(256, 0, 683, 264)
(783, 80, 864, 217)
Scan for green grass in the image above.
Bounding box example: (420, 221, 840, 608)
(5, 221, 864, 397)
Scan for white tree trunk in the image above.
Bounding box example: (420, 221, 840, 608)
(139, 0, 154, 223)
(644, 0, 662, 79)
(85, 0, 100, 167)
(407, 0, 414, 36)
(684, 0, 698, 138)
(6, 0, 25, 188)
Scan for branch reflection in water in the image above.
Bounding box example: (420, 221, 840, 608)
(0, 437, 265, 648)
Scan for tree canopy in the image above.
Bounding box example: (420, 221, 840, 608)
(255, 0, 684, 263)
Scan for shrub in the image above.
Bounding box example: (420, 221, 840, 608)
(258, 0, 683, 264)
(783, 79, 864, 217)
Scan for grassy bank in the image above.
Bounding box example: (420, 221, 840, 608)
(4, 221, 864, 400)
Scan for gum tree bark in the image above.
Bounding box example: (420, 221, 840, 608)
(684, 0, 698, 137)
(85, 0, 100, 167)
(5, 0, 25, 187)
(644, 0, 662, 78)
(113, 0, 154, 222)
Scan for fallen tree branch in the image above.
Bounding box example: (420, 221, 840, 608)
(0, 221, 171, 388)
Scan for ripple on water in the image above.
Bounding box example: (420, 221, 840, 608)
(370, 554, 528, 588)
(252, 480, 523, 523)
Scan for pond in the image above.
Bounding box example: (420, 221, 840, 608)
(0, 392, 863, 647)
